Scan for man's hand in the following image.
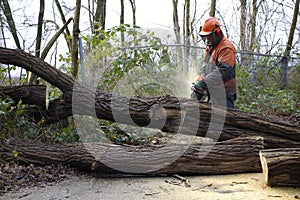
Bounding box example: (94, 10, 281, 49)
(191, 80, 208, 101)
(194, 79, 208, 91)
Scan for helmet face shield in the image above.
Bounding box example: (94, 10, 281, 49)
(199, 28, 213, 45)
(199, 17, 222, 46)
(201, 35, 212, 46)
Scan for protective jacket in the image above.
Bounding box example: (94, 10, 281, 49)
(199, 36, 237, 100)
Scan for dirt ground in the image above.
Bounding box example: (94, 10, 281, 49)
(1, 172, 299, 200)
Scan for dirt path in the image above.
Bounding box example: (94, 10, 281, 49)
(1, 172, 299, 200)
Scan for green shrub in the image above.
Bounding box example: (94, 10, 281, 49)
(235, 53, 300, 117)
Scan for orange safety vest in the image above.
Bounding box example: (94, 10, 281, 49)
(201, 36, 237, 98)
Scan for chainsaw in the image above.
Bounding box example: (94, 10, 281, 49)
(191, 83, 210, 102)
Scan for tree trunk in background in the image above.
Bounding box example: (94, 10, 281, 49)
(249, 0, 263, 52)
(172, 0, 183, 72)
(29, 0, 44, 84)
(95, 0, 107, 31)
(183, 0, 191, 77)
(1, 0, 22, 84)
(54, 0, 72, 51)
(71, 0, 81, 79)
(40, 18, 73, 60)
(129, 0, 136, 27)
(120, 0, 125, 43)
(0, 0, 21, 49)
(239, 0, 247, 52)
(249, 0, 257, 52)
(209, 0, 216, 17)
(280, 0, 299, 89)
(239, 0, 249, 67)
(35, 0, 44, 59)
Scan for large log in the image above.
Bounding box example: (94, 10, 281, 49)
(0, 47, 300, 149)
(0, 137, 263, 175)
(260, 148, 300, 187)
(2, 84, 299, 149)
(0, 85, 47, 107)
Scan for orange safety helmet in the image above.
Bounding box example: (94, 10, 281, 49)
(199, 17, 222, 36)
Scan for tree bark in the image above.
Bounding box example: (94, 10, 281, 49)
(94, 0, 106, 31)
(0, 85, 47, 108)
(239, 0, 247, 52)
(120, 0, 125, 43)
(71, 0, 81, 79)
(260, 148, 300, 186)
(0, 0, 21, 49)
(0, 137, 263, 175)
(128, 0, 136, 26)
(28, 0, 45, 84)
(280, 0, 299, 89)
(172, 0, 183, 72)
(209, 0, 216, 17)
(14, 85, 298, 149)
(41, 18, 73, 60)
(54, 0, 72, 51)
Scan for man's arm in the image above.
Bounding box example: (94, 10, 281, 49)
(204, 47, 235, 86)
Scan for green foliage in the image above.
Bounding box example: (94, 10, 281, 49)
(77, 24, 180, 143)
(83, 24, 178, 97)
(51, 124, 80, 143)
(0, 97, 80, 142)
(235, 53, 300, 117)
(58, 53, 73, 75)
(0, 98, 37, 139)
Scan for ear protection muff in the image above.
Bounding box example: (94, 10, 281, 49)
(214, 24, 222, 37)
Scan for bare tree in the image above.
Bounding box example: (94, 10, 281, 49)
(128, 0, 136, 26)
(0, 0, 21, 49)
(172, 0, 183, 71)
(71, 0, 81, 79)
(239, 0, 247, 52)
(173, 0, 181, 45)
(28, 0, 45, 84)
(35, 0, 44, 59)
(209, 0, 216, 17)
(0, 0, 19, 85)
(280, 0, 299, 89)
(54, 0, 72, 51)
(183, 0, 191, 77)
(249, 0, 264, 52)
(120, 0, 125, 43)
(95, 0, 107, 32)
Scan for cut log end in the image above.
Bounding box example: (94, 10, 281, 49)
(259, 151, 269, 184)
(260, 148, 300, 187)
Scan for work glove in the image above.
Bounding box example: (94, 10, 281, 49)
(191, 80, 208, 100)
(194, 79, 208, 91)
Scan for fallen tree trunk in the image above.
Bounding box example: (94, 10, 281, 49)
(0, 85, 47, 108)
(3, 84, 299, 149)
(260, 148, 300, 187)
(0, 48, 300, 149)
(0, 137, 263, 175)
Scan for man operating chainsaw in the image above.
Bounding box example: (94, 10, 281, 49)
(191, 17, 237, 108)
